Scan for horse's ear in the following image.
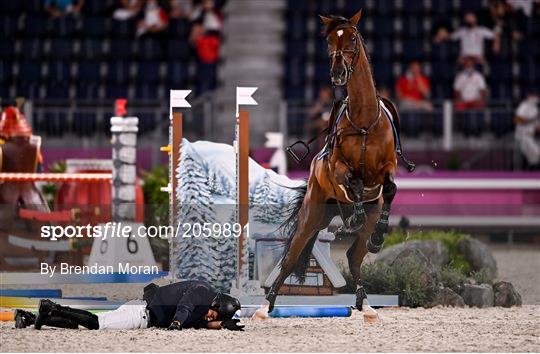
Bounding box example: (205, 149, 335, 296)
(349, 9, 363, 26)
(319, 14, 333, 27)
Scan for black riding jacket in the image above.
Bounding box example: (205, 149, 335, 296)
(144, 280, 217, 329)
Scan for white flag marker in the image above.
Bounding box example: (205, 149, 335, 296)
(236, 87, 258, 117)
(169, 90, 192, 118)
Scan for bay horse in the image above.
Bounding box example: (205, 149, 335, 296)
(266, 10, 415, 312)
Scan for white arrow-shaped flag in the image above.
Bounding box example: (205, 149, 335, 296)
(236, 87, 258, 117)
(170, 90, 192, 118)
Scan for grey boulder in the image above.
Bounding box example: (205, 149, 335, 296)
(493, 281, 522, 307)
(376, 240, 449, 269)
(461, 283, 494, 308)
(428, 287, 465, 308)
(458, 238, 497, 279)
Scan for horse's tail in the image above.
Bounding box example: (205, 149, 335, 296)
(381, 96, 416, 173)
(278, 183, 315, 281)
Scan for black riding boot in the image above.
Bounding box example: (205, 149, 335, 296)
(34, 315, 80, 330)
(36, 299, 99, 330)
(14, 309, 36, 329)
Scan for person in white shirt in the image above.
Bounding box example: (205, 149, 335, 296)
(435, 12, 500, 64)
(453, 56, 488, 111)
(514, 91, 540, 168)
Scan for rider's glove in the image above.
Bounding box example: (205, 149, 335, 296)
(167, 320, 183, 330)
(221, 319, 245, 331)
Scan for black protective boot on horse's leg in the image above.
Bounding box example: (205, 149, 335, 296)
(355, 285, 367, 311)
(14, 309, 36, 329)
(345, 179, 366, 231)
(265, 287, 278, 313)
(367, 176, 396, 253)
(36, 299, 98, 330)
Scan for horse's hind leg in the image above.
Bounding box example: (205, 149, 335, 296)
(266, 182, 331, 311)
(367, 174, 397, 253)
(346, 201, 380, 310)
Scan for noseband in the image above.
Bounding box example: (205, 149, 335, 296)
(328, 26, 361, 85)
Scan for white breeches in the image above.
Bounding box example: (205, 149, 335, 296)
(97, 300, 150, 330)
(518, 135, 540, 165)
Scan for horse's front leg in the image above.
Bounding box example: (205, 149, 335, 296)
(346, 202, 380, 311)
(366, 173, 397, 253)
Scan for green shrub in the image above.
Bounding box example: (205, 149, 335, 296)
(142, 165, 170, 268)
(470, 268, 494, 285)
(384, 230, 472, 274)
(438, 266, 467, 293)
(41, 160, 66, 208)
(338, 260, 437, 307)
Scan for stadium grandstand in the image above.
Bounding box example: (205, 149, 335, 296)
(0, 0, 539, 171)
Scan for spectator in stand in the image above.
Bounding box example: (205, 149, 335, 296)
(453, 56, 488, 111)
(434, 11, 500, 65)
(190, 0, 222, 34)
(190, 23, 220, 94)
(395, 60, 433, 112)
(136, 0, 170, 37)
(307, 86, 334, 151)
(113, 0, 142, 21)
(170, 0, 193, 19)
(44, 0, 84, 17)
(514, 90, 539, 169)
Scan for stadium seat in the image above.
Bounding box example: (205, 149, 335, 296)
(285, 58, 307, 87)
(46, 82, 71, 99)
(73, 112, 98, 137)
(84, 0, 114, 16)
(168, 19, 191, 38)
(371, 61, 393, 89)
(399, 111, 424, 137)
(77, 61, 102, 82)
(136, 61, 161, 83)
(0, 40, 15, 59)
(371, 38, 393, 61)
(18, 60, 43, 82)
(42, 112, 68, 136)
(21, 0, 42, 13)
(166, 62, 188, 86)
(14, 82, 42, 99)
(19, 39, 44, 59)
(0, 61, 13, 84)
(134, 84, 160, 100)
(457, 110, 485, 137)
(110, 19, 137, 38)
(48, 16, 79, 37)
(106, 61, 131, 84)
(47, 39, 76, 59)
(75, 82, 100, 99)
(80, 39, 108, 60)
(286, 40, 308, 59)
(287, 12, 307, 40)
(137, 112, 157, 133)
(401, 17, 424, 38)
(20, 15, 46, 38)
(110, 39, 136, 59)
(372, 16, 395, 37)
(82, 17, 111, 38)
(105, 84, 129, 99)
(166, 40, 191, 60)
(47, 61, 71, 82)
(490, 110, 513, 137)
(0, 1, 22, 14)
(138, 38, 164, 60)
(0, 16, 18, 39)
(316, 0, 338, 16)
(402, 39, 425, 60)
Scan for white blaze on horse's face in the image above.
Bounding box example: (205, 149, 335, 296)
(337, 29, 344, 37)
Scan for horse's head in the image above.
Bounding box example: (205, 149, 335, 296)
(320, 10, 363, 86)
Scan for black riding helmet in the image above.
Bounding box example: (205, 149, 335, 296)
(210, 293, 241, 321)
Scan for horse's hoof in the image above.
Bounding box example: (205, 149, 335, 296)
(366, 238, 382, 253)
(355, 286, 367, 311)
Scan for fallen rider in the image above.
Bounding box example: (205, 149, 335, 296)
(14, 280, 244, 331)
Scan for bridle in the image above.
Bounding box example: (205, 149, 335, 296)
(327, 25, 362, 86)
